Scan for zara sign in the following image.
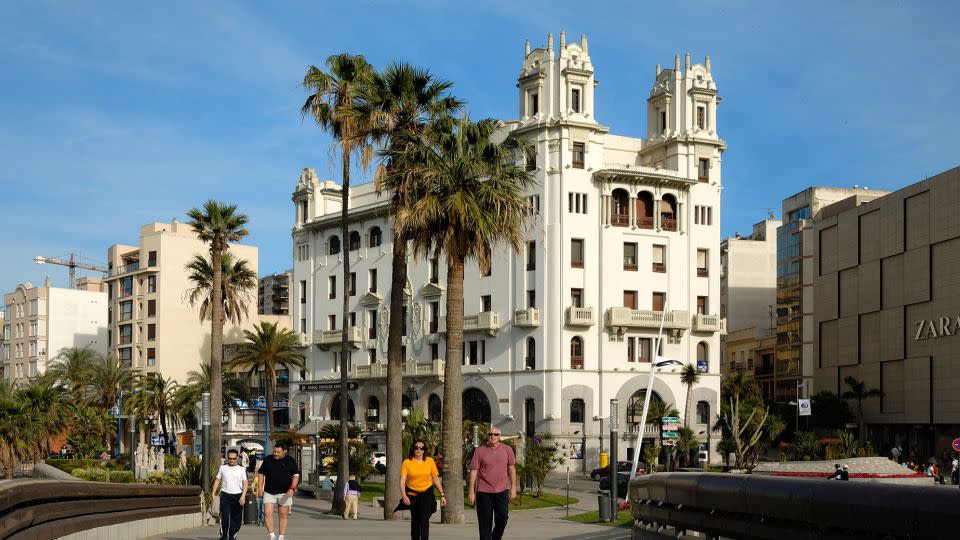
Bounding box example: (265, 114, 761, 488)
(913, 315, 960, 340)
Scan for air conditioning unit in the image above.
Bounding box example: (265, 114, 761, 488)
(376, 424, 384, 430)
(367, 409, 378, 417)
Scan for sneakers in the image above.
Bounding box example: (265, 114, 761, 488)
(278, 536, 285, 540)
(269, 533, 276, 540)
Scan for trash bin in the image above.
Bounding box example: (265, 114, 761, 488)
(243, 493, 259, 525)
(599, 451, 609, 469)
(597, 490, 611, 522)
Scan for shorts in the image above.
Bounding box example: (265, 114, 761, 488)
(262, 492, 294, 507)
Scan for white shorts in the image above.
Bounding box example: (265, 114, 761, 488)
(262, 492, 294, 507)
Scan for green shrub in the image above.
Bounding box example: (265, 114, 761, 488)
(71, 468, 90, 480)
(86, 468, 109, 482)
(164, 454, 181, 470)
(109, 470, 135, 483)
(143, 471, 179, 485)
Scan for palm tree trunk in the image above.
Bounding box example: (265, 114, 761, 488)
(334, 150, 351, 515)
(684, 385, 692, 428)
(440, 257, 465, 524)
(210, 245, 225, 472)
(384, 234, 407, 519)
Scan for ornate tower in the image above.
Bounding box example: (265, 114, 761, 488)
(517, 32, 599, 125)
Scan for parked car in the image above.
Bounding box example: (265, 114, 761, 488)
(370, 452, 387, 474)
(590, 461, 643, 481)
(599, 472, 630, 499)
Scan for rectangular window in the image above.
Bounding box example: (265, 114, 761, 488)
(481, 295, 492, 312)
(368, 269, 377, 293)
(530, 93, 539, 115)
(697, 296, 708, 315)
(660, 110, 667, 134)
(696, 106, 705, 129)
(401, 306, 408, 336)
(147, 275, 157, 293)
(296, 280, 305, 304)
(147, 299, 156, 317)
(525, 195, 540, 215)
(430, 258, 439, 284)
(638, 338, 652, 362)
(300, 318, 307, 334)
(328, 315, 336, 330)
(120, 277, 133, 297)
(527, 241, 536, 271)
(527, 290, 536, 309)
(627, 337, 635, 362)
(368, 349, 376, 365)
(431, 343, 439, 361)
(148, 323, 156, 340)
(571, 239, 584, 268)
(623, 290, 637, 310)
(349, 312, 357, 327)
(368, 310, 377, 339)
(119, 347, 132, 366)
(571, 88, 581, 113)
(525, 150, 536, 172)
(571, 288, 583, 308)
(697, 249, 709, 277)
(568, 192, 588, 214)
(623, 242, 637, 271)
(698, 158, 709, 182)
(572, 143, 585, 169)
(119, 324, 133, 345)
(652, 292, 666, 312)
(429, 301, 439, 333)
(328, 276, 336, 299)
(148, 250, 157, 267)
(652, 244, 666, 272)
(470, 341, 479, 365)
(120, 300, 133, 321)
(349, 272, 357, 296)
(147, 348, 156, 366)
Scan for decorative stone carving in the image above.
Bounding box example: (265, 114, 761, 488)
(378, 306, 390, 354)
(411, 302, 424, 352)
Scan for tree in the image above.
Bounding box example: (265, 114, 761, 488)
(680, 363, 701, 428)
(87, 354, 137, 452)
(185, 252, 257, 325)
(65, 405, 114, 460)
(523, 434, 565, 497)
(46, 346, 100, 402)
(185, 199, 250, 479)
(720, 392, 772, 471)
(370, 61, 463, 519)
(808, 390, 854, 431)
(16, 381, 70, 462)
(302, 53, 377, 514)
(0, 397, 41, 478)
(171, 362, 249, 430)
(136, 375, 179, 443)
(228, 322, 306, 442)
(841, 376, 883, 442)
(675, 426, 698, 468)
(394, 115, 535, 523)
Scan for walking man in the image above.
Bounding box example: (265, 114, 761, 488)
(257, 443, 300, 540)
(211, 448, 248, 540)
(343, 474, 361, 520)
(468, 427, 516, 540)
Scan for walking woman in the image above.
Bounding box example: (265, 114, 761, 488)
(396, 439, 446, 539)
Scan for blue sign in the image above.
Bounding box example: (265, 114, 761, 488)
(150, 434, 166, 446)
(234, 398, 289, 410)
(696, 359, 708, 373)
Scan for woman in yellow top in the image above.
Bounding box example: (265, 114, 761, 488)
(397, 439, 446, 539)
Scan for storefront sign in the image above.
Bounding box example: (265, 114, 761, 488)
(913, 316, 960, 340)
(299, 382, 359, 391)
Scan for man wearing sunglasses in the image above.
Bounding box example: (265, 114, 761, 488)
(468, 427, 516, 540)
(212, 448, 248, 540)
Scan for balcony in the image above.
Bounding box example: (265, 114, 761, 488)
(697, 268, 708, 277)
(692, 314, 727, 334)
(566, 306, 594, 326)
(605, 308, 690, 330)
(611, 214, 629, 227)
(514, 308, 541, 328)
(294, 332, 311, 347)
(661, 218, 678, 232)
(625, 423, 660, 440)
(314, 326, 363, 348)
(353, 359, 445, 380)
(437, 311, 501, 336)
(637, 216, 654, 229)
(108, 261, 140, 277)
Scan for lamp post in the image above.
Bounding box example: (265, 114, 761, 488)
(201, 391, 211, 493)
(609, 399, 618, 521)
(115, 391, 123, 459)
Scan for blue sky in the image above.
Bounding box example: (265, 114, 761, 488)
(1, 1, 958, 295)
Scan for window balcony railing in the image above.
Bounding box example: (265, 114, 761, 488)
(571, 259, 584, 269)
(108, 262, 140, 277)
(637, 216, 654, 229)
(314, 326, 363, 348)
(437, 311, 501, 336)
(353, 359, 445, 380)
(606, 308, 690, 330)
(661, 218, 678, 231)
(692, 313, 727, 334)
(294, 332, 310, 347)
(652, 262, 666, 273)
(623, 261, 638, 271)
(697, 268, 709, 277)
(625, 423, 660, 439)
(566, 306, 594, 326)
(514, 308, 541, 328)
(570, 355, 584, 370)
(611, 214, 629, 227)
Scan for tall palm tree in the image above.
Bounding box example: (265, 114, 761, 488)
(0, 396, 41, 479)
(370, 62, 463, 518)
(680, 363, 701, 428)
(171, 362, 250, 430)
(841, 376, 883, 443)
(87, 354, 138, 452)
(46, 346, 100, 402)
(186, 200, 249, 475)
(228, 322, 306, 444)
(394, 115, 535, 524)
(722, 371, 761, 403)
(302, 52, 377, 513)
(136, 375, 179, 444)
(185, 252, 257, 325)
(16, 381, 69, 463)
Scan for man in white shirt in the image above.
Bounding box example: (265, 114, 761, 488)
(212, 448, 249, 540)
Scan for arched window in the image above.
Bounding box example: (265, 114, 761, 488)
(626, 389, 662, 425)
(428, 394, 442, 422)
(697, 342, 708, 373)
(696, 401, 710, 425)
(369, 226, 382, 248)
(524, 398, 536, 436)
(636, 191, 654, 229)
(570, 337, 584, 369)
(349, 231, 361, 251)
(463, 388, 491, 423)
(328, 235, 341, 255)
(330, 397, 355, 422)
(570, 398, 585, 424)
(367, 396, 380, 423)
(661, 194, 677, 231)
(611, 188, 629, 226)
(526, 337, 536, 370)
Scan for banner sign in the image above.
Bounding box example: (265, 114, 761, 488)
(798, 399, 812, 416)
(299, 382, 359, 392)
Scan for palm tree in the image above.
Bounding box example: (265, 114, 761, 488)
(46, 346, 100, 402)
(228, 322, 306, 445)
(171, 362, 250, 430)
(0, 396, 41, 479)
(680, 363, 701, 428)
(185, 252, 257, 325)
(394, 115, 535, 524)
(302, 52, 377, 514)
(722, 372, 761, 403)
(185, 200, 249, 475)
(370, 62, 463, 518)
(841, 376, 883, 442)
(87, 354, 138, 453)
(136, 375, 179, 444)
(16, 381, 69, 463)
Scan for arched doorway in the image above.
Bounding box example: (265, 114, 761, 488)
(463, 388, 491, 424)
(330, 397, 355, 422)
(636, 191, 654, 229)
(367, 396, 380, 423)
(524, 398, 536, 436)
(428, 394, 442, 422)
(611, 188, 629, 226)
(697, 342, 708, 373)
(661, 194, 677, 231)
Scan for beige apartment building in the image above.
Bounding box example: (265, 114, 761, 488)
(720, 217, 780, 334)
(814, 166, 960, 460)
(721, 327, 777, 399)
(2, 278, 108, 387)
(103, 221, 259, 385)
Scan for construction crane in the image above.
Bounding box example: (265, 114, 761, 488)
(33, 254, 108, 289)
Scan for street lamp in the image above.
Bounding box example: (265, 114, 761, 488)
(628, 357, 684, 483)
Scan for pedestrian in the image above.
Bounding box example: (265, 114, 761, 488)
(343, 474, 361, 520)
(396, 439, 446, 540)
(951, 455, 958, 485)
(828, 464, 844, 480)
(468, 426, 517, 540)
(211, 448, 248, 540)
(890, 445, 901, 463)
(840, 464, 849, 481)
(257, 443, 300, 540)
(251, 464, 264, 526)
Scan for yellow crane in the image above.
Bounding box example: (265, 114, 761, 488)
(33, 254, 108, 289)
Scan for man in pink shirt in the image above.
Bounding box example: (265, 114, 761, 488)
(468, 427, 517, 540)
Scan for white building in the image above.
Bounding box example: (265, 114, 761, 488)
(290, 33, 726, 468)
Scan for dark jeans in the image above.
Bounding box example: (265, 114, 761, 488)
(219, 492, 242, 540)
(475, 490, 509, 540)
(408, 486, 437, 540)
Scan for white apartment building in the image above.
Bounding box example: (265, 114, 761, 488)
(290, 34, 726, 467)
(2, 279, 108, 387)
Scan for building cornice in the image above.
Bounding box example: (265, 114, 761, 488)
(297, 200, 391, 234)
(593, 167, 697, 190)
